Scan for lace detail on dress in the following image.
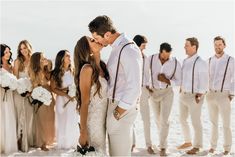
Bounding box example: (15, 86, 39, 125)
(87, 77, 108, 154)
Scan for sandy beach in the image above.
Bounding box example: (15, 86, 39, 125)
(4, 87, 234, 157)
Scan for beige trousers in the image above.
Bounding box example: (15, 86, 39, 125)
(179, 92, 204, 148)
(206, 91, 232, 151)
(150, 87, 174, 149)
(106, 100, 138, 156)
(133, 87, 152, 147)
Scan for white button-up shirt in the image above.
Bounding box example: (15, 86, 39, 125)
(208, 53, 234, 95)
(107, 33, 142, 110)
(181, 53, 208, 94)
(141, 54, 151, 87)
(148, 53, 181, 89)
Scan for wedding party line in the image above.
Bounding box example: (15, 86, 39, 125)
(1, 15, 234, 156)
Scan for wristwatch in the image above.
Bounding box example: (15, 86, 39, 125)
(113, 109, 120, 120)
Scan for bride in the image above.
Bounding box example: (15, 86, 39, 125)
(74, 36, 109, 154)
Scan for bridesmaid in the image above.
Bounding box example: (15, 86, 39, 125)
(0, 44, 18, 154)
(51, 50, 79, 149)
(28, 52, 55, 151)
(43, 58, 56, 146)
(13, 40, 34, 152)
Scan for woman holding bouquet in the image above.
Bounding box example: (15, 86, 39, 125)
(13, 40, 34, 152)
(51, 50, 79, 149)
(28, 52, 55, 151)
(0, 44, 18, 154)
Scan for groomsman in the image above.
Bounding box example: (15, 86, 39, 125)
(206, 36, 234, 155)
(132, 35, 155, 154)
(149, 43, 181, 156)
(178, 37, 208, 155)
(88, 15, 142, 156)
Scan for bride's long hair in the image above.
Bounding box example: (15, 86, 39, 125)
(74, 36, 109, 106)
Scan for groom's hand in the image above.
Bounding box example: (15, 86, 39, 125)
(113, 106, 126, 120)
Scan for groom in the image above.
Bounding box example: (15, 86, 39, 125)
(88, 15, 142, 156)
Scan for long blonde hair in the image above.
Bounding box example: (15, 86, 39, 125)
(17, 40, 33, 71)
(28, 52, 44, 87)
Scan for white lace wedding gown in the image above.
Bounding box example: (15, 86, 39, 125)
(86, 76, 108, 154)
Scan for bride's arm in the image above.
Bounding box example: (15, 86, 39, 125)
(79, 65, 93, 146)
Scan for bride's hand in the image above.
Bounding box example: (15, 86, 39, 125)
(79, 130, 89, 147)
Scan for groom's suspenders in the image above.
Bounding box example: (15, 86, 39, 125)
(112, 42, 134, 103)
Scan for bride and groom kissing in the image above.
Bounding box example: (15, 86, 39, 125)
(74, 15, 142, 156)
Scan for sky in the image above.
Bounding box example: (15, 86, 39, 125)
(1, 0, 234, 62)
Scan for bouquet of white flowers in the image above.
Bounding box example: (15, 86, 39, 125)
(0, 70, 18, 90)
(31, 86, 52, 113)
(63, 145, 106, 157)
(63, 84, 77, 108)
(0, 70, 18, 101)
(16, 77, 32, 97)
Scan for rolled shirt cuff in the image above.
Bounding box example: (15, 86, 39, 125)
(118, 100, 132, 110)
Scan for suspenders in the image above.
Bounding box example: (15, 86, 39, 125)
(141, 55, 145, 87)
(150, 55, 178, 89)
(192, 56, 200, 94)
(221, 56, 231, 92)
(112, 42, 134, 103)
(208, 56, 231, 92)
(166, 58, 177, 88)
(150, 54, 155, 88)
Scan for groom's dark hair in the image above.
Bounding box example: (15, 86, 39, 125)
(88, 15, 117, 37)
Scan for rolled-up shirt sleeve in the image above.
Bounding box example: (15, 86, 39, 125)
(118, 47, 142, 110)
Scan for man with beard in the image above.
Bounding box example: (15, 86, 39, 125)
(149, 42, 181, 156)
(206, 36, 234, 155)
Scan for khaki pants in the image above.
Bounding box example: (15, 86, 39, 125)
(206, 91, 232, 151)
(150, 87, 174, 149)
(133, 87, 152, 147)
(106, 100, 138, 156)
(179, 92, 204, 148)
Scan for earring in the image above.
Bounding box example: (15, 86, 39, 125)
(90, 53, 94, 57)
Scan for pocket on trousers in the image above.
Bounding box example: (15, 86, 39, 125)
(107, 111, 119, 133)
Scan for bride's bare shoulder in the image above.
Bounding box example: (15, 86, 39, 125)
(80, 64, 93, 77)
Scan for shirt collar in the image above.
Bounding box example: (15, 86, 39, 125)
(111, 33, 125, 48)
(213, 52, 228, 60)
(186, 53, 198, 62)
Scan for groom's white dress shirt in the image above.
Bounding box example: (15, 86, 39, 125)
(107, 33, 142, 110)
